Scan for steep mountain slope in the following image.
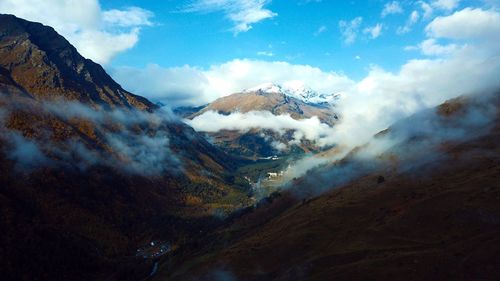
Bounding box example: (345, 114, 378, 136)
(185, 84, 338, 158)
(158, 94, 500, 281)
(0, 14, 153, 110)
(190, 85, 338, 125)
(0, 14, 251, 281)
(0, 65, 28, 96)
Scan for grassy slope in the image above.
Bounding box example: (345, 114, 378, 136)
(158, 104, 500, 281)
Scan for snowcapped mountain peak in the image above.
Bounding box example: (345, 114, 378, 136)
(244, 83, 284, 94)
(243, 82, 339, 105)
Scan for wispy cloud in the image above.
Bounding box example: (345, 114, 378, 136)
(339, 17, 363, 45)
(397, 10, 420, 34)
(419, 1, 434, 19)
(257, 51, 274, 57)
(314, 25, 327, 36)
(0, 96, 180, 175)
(381, 1, 404, 17)
(431, 0, 460, 11)
(183, 0, 277, 34)
(363, 23, 383, 39)
(102, 7, 154, 27)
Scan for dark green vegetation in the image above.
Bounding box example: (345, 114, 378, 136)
(235, 155, 296, 182)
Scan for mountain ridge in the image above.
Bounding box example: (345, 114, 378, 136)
(0, 14, 252, 281)
(243, 82, 340, 105)
(0, 13, 154, 110)
(183, 85, 339, 158)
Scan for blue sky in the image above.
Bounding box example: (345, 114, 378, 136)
(103, 0, 435, 79)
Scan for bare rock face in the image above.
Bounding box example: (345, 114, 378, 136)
(0, 14, 153, 110)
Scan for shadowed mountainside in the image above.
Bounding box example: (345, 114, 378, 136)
(0, 14, 252, 281)
(0, 14, 153, 110)
(157, 94, 500, 281)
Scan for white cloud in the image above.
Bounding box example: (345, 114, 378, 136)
(102, 7, 153, 27)
(417, 0, 459, 20)
(186, 111, 336, 146)
(419, 38, 458, 55)
(363, 23, 383, 39)
(322, 50, 499, 151)
(110, 64, 210, 107)
(339, 17, 363, 45)
(324, 7, 500, 149)
(426, 7, 500, 43)
(110, 60, 354, 107)
(483, 0, 500, 9)
(397, 10, 420, 34)
(183, 0, 277, 34)
(403, 45, 419, 51)
(257, 51, 274, 57)
(381, 1, 404, 17)
(314, 25, 327, 36)
(410, 10, 420, 24)
(70, 29, 141, 66)
(419, 1, 434, 19)
(0, 0, 153, 64)
(431, 0, 460, 11)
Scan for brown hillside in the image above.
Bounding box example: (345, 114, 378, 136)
(159, 95, 500, 281)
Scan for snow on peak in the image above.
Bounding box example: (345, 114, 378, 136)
(243, 82, 339, 104)
(244, 83, 283, 94)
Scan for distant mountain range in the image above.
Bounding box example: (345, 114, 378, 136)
(243, 82, 341, 105)
(190, 84, 338, 124)
(178, 83, 339, 158)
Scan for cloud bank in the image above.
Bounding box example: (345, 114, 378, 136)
(0, 96, 180, 175)
(186, 110, 336, 146)
(0, 0, 153, 64)
(285, 92, 498, 195)
(110, 60, 354, 107)
(277, 6, 500, 182)
(318, 7, 500, 149)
